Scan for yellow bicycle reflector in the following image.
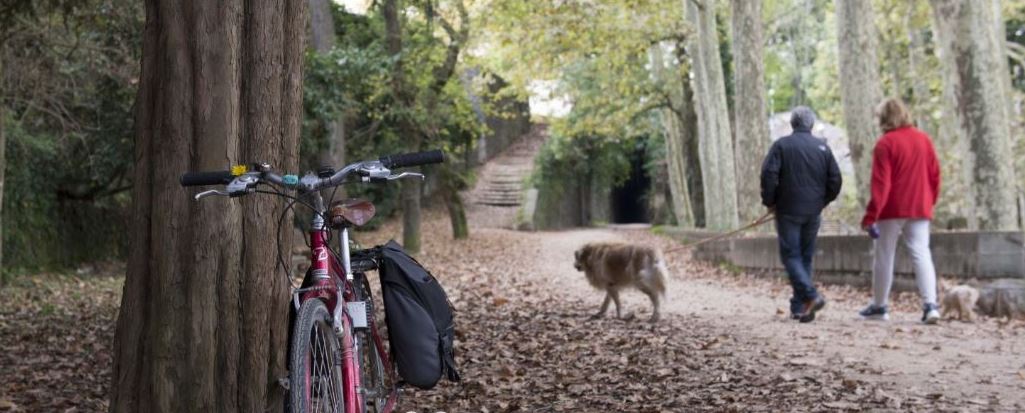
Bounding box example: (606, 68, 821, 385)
(231, 165, 249, 176)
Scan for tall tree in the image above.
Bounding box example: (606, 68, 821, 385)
(930, 0, 1019, 230)
(310, 0, 346, 172)
(836, 0, 884, 208)
(686, 0, 738, 230)
(0, 52, 5, 278)
(382, 0, 425, 252)
(420, 0, 472, 240)
(110, 1, 306, 411)
(650, 44, 696, 227)
(731, 0, 769, 224)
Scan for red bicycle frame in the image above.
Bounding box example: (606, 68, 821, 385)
(297, 227, 397, 413)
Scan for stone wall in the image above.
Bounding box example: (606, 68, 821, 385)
(663, 228, 1025, 280)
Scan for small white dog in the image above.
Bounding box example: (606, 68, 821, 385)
(940, 280, 979, 322)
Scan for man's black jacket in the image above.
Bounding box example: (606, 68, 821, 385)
(760, 128, 842, 216)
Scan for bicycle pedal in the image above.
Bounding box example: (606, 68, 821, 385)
(347, 301, 369, 329)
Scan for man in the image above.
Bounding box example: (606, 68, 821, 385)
(760, 106, 842, 323)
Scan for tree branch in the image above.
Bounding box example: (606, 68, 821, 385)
(428, 0, 469, 95)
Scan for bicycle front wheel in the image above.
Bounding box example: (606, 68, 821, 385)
(354, 273, 395, 413)
(289, 299, 344, 413)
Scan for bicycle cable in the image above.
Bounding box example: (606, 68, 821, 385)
(276, 198, 301, 290)
(254, 180, 358, 292)
(254, 188, 327, 291)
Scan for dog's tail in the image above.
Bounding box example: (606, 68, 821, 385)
(651, 252, 670, 296)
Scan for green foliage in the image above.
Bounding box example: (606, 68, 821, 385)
(1, 0, 140, 270)
(300, 2, 484, 223)
(480, 0, 684, 138)
(764, 0, 835, 118)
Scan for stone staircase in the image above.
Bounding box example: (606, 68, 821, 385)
(468, 124, 547, 207)
(463, 124, 548, 229)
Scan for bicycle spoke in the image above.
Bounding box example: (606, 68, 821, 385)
(290, 300, 345, 413)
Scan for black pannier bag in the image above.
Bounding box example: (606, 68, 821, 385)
(377, 240, 460, 389)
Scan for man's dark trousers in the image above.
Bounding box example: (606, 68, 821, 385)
(775, 214, 821, 315)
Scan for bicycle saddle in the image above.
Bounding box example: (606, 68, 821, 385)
(329, 198, 376, 227)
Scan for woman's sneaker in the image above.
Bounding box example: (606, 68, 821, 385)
(922, 303, 940, 325)
(858, 304, 890, 321)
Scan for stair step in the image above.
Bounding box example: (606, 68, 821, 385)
(475, 194, 521, 201)
(476, 201, 522, 207)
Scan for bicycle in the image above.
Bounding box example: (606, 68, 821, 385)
(180, 150, 446, 413)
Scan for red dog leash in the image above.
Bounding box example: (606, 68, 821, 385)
(663, 211, 776, 254)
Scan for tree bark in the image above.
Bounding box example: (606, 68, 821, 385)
(836, 0, 884, 208)
(681, 72, 704, 228)
(382, 0, 425, 252)
(443, 166, 468, 239)
(685, 0, 738, 230)
(0, 51, 6, 279)
(310, 0, 346, 173)
(109, 1, 306, 411)
(662, 108, 695, 227)
(649, 44, 694, 227)
(428, 1, 471, 241)
(930, 0, 1018, 230)
(730, 0, 768, 225)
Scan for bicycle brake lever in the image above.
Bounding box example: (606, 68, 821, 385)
(194, 189, 230, 200)
(386, 172, 425, 181)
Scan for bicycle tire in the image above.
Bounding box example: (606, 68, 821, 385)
(289, 299, 344, 413)
(354, 274, 392, 413)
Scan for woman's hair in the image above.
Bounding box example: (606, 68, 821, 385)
(876, 98, 913, 132)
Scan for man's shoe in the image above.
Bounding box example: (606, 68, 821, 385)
(798, 297, 826, 323)
(858, 304, 890, 321)
(922, 303, 940, 325)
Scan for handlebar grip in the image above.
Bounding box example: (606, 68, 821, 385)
(180, 170, 234, 187)
(379, 150, 445, 169)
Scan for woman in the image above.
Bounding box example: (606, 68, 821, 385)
(859, 98, 942, 324)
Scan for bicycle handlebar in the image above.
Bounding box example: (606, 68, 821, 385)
(180, 170, 234, 187)
(179, 149, 445, 194)
(379, 150, 445, 169)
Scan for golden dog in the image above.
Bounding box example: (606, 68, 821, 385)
(574, 242, 669, 322)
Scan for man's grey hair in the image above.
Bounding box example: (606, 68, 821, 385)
(790, 106, 816, 130)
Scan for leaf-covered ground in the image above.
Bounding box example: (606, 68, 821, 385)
(2, 208, 1024, 412)
(0, 265, 122, 412)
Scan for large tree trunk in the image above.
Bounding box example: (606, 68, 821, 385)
(662, 108, 695, 227)
(109, 1, 306, 411)
(930, 0, 1018, 230)
(0, 52, 5, 279)
(310, 0, 346, 173)
(685, 0, 738, 230)
(836, 0, 884, 208)
(650, 45, 695, 227)
(730, 0, 768, 224)
(681, 74, 704, 228)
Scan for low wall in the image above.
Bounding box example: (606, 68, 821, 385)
(663, 228, 1025, 280)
